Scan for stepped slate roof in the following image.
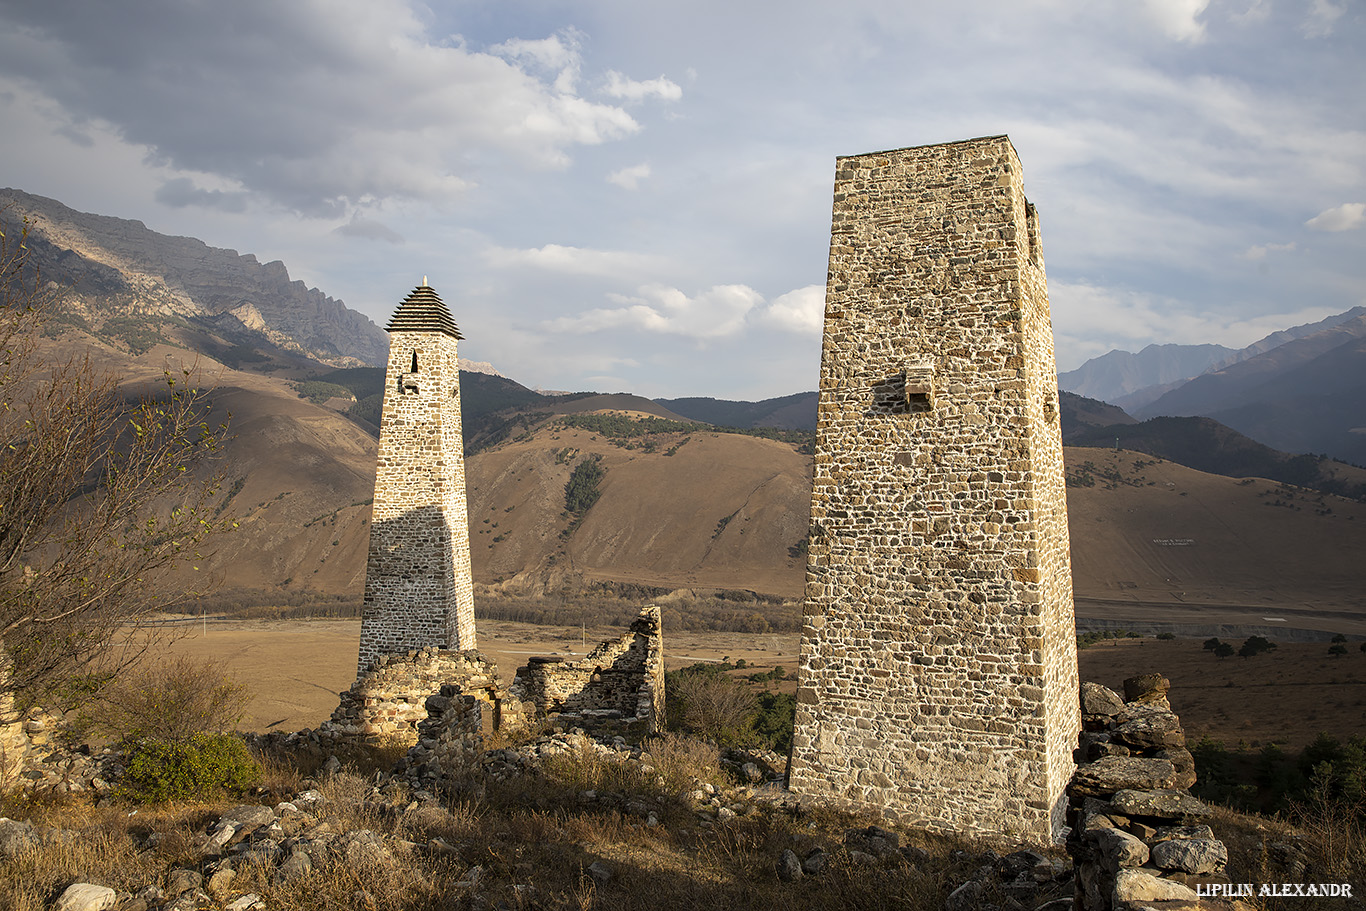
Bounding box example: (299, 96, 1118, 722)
(386, 282, 464, 339)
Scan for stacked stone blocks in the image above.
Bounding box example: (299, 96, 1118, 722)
(1068, 675, 1239, 910)
(789, 136, 1079, 840)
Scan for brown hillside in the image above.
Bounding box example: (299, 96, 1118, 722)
(467, 421, 813, 597)
(1064, 447, 1366, 636)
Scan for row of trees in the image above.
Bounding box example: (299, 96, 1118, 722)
(0, 215, 232, 717)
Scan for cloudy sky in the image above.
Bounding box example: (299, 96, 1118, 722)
(0, 0, 1361, 399)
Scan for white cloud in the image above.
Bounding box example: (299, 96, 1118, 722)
(1139, 0, 1211, 42)
(602, 72, 683, 102)
(1306, 203, 1365, 232)
(0, 4, 645, 216)
(1239, 241, 1295, 261)
(757, 284, 825, 335)
(545, 283, 762, 339)
(606, 163, 651, 190)
(483, 243, 667, 278)
(1303, 0, 1345, 38)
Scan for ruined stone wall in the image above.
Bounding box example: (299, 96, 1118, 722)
(356, 288, 477, 676)
(324, 648, 509, 745)
(789, 136, 1080, 841)
(1068, 676, 1230, 909)
(511, 605, 665, 741)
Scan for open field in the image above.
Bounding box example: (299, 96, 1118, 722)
(157, 618, 802, 735)
(155, 618, 1366, 752)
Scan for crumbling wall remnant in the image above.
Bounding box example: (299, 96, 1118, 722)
(513, 605, 665, 739)
(1067, 675, 1233, 910)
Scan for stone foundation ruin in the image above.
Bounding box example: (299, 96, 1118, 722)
(324, 605, 664, 760)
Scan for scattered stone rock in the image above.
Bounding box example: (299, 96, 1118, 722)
(206, 867, 237, 898)
(277, 847, 313, 882)
(944, 880, 983, 911)
(1111, 868, 1196, 903)
(0, 817, 37, 857)
(339, 829, 394, 867)
(163, 869, 202, 898)
(802, 847, 829, 875)
(52, 883, 116, 911)
(777, 848, 803, 882)
(587, 861, 613, 886)
(1150, 837, 1227, 874)
(225, 894, 266, 911)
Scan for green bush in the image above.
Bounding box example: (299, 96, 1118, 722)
(119, 733, 261, 802)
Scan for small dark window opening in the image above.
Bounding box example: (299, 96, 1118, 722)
(410, 350, 419, 372)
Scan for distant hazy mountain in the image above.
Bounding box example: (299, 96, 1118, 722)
(0, 187, 387, 367)
(1058, 390, 1137, 443)
(1062, 306, 1366, 412)
(1059, 344, 1235, 405)
(1137, 313, 1366, 464)
(654, 392, 818, 430)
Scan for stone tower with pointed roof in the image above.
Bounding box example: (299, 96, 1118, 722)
(356, 281, 477, 677)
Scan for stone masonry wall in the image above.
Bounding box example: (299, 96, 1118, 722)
(511, 605, 665, 741)
(327, 607, 663, 751)
(324, 648, 506, 745)
(789, 136, 1080, 841)
(356, 289, 477, 676)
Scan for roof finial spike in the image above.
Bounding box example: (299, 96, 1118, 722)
(422, 275, 428, 287)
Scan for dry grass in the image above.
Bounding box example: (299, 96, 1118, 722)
(0, 734, 1044, 911)
(1210, 799, 1366, 910)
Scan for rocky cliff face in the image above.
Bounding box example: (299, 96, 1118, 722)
(0, 188, 387, 366)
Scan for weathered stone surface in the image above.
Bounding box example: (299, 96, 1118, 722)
(1123, 674, 1170, 704)
(52, 883, 117, 911)
(1151, 824, 1214, 842)
(1112, 712, 1185, 750)
(1111, 868, 1197, 903)
(788, 135, 1079, 842)
(1108, 789, 1210, 821)
(1089, 826, 1149, 870)
(1154, 746, 1197, 789)
(163, 869, 202, 898)
(1081, 683, 1126, 720)
(777, 848, 803, 882)
(0, 817, 37, 857)
(1069, 756, 1176, 797)
(945, 881, 985, 911)
(802, 847, 830, 875)
(1150, 837, 1227, 874)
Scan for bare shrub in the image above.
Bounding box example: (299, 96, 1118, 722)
(82, 655, 249, 744)
(670, 672, 758, 746)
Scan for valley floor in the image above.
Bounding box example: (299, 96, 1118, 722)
(150, 618, 1366, 752)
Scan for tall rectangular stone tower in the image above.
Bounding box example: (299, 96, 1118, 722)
(356, 281, 477, 676)
(788, 136, 1079, 840)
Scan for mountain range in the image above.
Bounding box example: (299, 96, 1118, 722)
(5, 188, 1363, 635)
(1059, 306, 1366, 464)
